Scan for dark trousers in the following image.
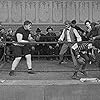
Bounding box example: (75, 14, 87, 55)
(79, 53, 89, 71)
(95, 50, 100, 69)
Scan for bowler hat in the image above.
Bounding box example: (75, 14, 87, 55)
(46, 26, 53, 32)
(36, 28, 41, 32)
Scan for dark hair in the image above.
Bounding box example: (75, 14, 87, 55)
(71, 20, 76, 24)
(46, 26, 53, 32)
(36, 28, 41, 32)
(24, 20, 32, 25)
(85, 20, 91, 25)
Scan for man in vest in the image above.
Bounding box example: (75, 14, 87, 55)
(58, 20, 82, 79)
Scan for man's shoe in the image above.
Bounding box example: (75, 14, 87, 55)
(58, 61, 62, 64)
(9, 70, 15, 76)
(80, 71, 87, 76)
(28, 69, 35, 74)
(72, 75, 80, 80)
(58, 61, 63, 64)
(71, 72, 80, 80)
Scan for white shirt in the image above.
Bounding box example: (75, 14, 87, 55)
(59, 27, 82, 42)
(66, 27, 71, 42)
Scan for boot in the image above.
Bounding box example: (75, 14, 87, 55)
(28, 69, 35, 74)
(80, 70, 87, 76)
(58, 55, 63, 64)
(80, 65, 87, 76)
(9, 70, 15, 76)
(71, 71, 80, 80)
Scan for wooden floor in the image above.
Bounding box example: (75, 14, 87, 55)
(0, 60, 100, 100)
(0, 60, 99, 80)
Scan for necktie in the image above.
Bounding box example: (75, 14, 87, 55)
(65, 28, 69, 31)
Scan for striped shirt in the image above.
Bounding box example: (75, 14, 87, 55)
(74, 42, 89, 56)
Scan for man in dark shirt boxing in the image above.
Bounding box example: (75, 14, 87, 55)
(9, 20, 35, 76)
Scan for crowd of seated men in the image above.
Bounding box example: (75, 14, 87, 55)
(31, 26, 64, 60)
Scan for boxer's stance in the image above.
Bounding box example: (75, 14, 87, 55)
(9, 20, 35, 76)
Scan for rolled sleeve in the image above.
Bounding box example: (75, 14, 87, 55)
(58, 29, 65, 41)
